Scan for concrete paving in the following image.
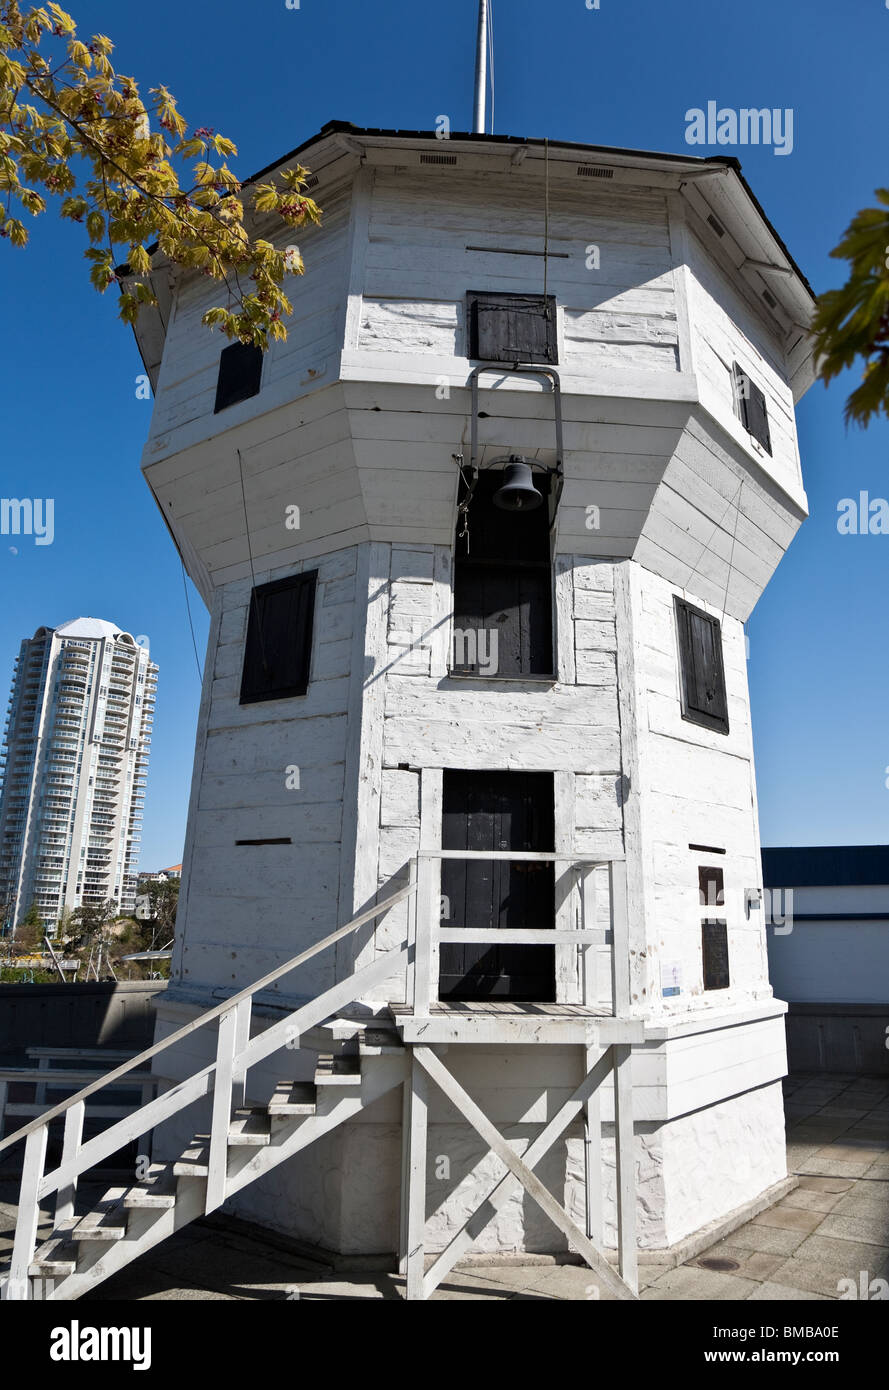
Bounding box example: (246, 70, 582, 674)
(1, 1071, 887, 1301)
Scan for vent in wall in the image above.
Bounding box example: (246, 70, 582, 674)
(303, 175, 319, 190)
(707, 213, 726, 238)
(577, 165, 614, 179)
(420, 152, 458, 166)
(762, 288, 778, 309)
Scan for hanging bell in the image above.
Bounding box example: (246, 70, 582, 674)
(492, 456, 544, 512)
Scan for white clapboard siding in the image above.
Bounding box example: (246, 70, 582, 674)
(563, 308, 680, 374)
(359, 299, 462, 355)
(363, 171, 677, 334)
(146, 190, 352, 456)
(684, 228, 800, 486)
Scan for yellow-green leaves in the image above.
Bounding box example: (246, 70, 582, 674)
(3, 217, 28, 246)
(813, 189, 889, 426)
(0, 2, 321, 349)
(253, 182, 280, 214)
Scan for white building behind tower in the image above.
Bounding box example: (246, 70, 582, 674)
(0, 618, 156, 932)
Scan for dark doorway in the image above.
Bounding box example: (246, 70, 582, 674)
(439, 770, 555, 1001)
(452, 470, 554, 678)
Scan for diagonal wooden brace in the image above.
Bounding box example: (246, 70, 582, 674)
(423, 1046, 614, 1296)
(413, 1046, 637, 1302)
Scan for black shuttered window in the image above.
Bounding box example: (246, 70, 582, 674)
(733, 363, 772, 455)
(467, 292, 558, 365)
(215, 342, 263, 414)
(675, 597, 729, 734)
(240, 572, 317, 705)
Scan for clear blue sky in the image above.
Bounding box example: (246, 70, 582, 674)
(0, 0, 886, 865)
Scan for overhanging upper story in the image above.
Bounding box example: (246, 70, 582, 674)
(130, 123, 816, 620)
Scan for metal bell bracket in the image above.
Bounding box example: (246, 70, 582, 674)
(468, 363, 565, 529)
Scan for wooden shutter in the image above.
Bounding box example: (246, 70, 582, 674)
(701, 921, 730, 990)
(675, 598, 729, 734)
(214, 342, 263, 414)
(468, 292, 558, 364)
(733, 364, 772, 455)
(240, 571, 317, 705)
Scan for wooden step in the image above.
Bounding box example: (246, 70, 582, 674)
(29, 1220, 80, 1277)
(267, 1081, 317, 1116)
(72, 1189, 129, 1243)
(173, 1137, 210, 1177)
(227, 1109, 271, 1147)
(359, 1029, 405, 1056)
(314, 1053, 361, 1087)
(123, 1163, 177, 1209)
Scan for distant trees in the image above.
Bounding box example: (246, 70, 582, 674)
(13, 899, 42, 952)
(138, 877, 179, 942)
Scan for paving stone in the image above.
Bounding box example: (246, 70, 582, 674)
(640, 1264, 758, 1300)
(747, 1279, 830, 1301)
(295, 1276, 396, 1301)
(816, 1142, 889, 1163)
(792, 1232, 889, 1274)
(816, 1211, 889, 1248)
(796, 1157, 875, 1179)
(797, 1176, 854, 1194)
(753, 1205, 823, 1234)
(467, 1262, 619, 1301)
(831, 1185, 889, 1220)
(725, 1223, 810, 1257)
(781, 1187, 844, 1214)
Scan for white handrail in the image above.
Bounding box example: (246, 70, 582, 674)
(412, 851, 627, 1017)
(0, 877, 415, 1158)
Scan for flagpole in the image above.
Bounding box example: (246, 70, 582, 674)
(473, 0, 489, 134)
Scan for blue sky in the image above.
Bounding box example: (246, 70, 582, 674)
(0, 0, 887, 864)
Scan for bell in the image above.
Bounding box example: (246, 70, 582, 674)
(492, 457, 543, 512)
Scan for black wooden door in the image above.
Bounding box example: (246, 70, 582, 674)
(439, 770, 555, 1001)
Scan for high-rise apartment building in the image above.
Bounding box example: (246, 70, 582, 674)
(0, 619, 156, 932)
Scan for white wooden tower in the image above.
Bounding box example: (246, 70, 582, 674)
(0, 114, 816, 1302)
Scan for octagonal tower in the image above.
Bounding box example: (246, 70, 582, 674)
(130, 123, 814, 1262)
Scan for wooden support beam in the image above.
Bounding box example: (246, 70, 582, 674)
(583, 1045, 603, 1247)
(613, 1043, 638, 1294)
(398, 1078, 411, 1277)
(414, 1046, 636, 1301)
(404, 1054, 429, 1301)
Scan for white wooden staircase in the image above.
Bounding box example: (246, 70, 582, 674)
(0, 854, 642, 1302)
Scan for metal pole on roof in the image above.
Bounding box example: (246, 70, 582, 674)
(473, 0, 489, 134)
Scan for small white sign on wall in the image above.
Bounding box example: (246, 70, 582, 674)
(661, 961, 682, 998)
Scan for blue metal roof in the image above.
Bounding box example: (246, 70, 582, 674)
(761, 846, 889, 887)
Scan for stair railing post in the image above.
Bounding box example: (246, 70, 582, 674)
(231, 996, 251, 1111)
(55, 1099, 85, 1225)
(6, 1123, 48, 1300)
(579, 862, 598, 1009)
(414, 853, 436, 1015)
(404, 856, 418, 1008)
(206, 1003, 239, 1214)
